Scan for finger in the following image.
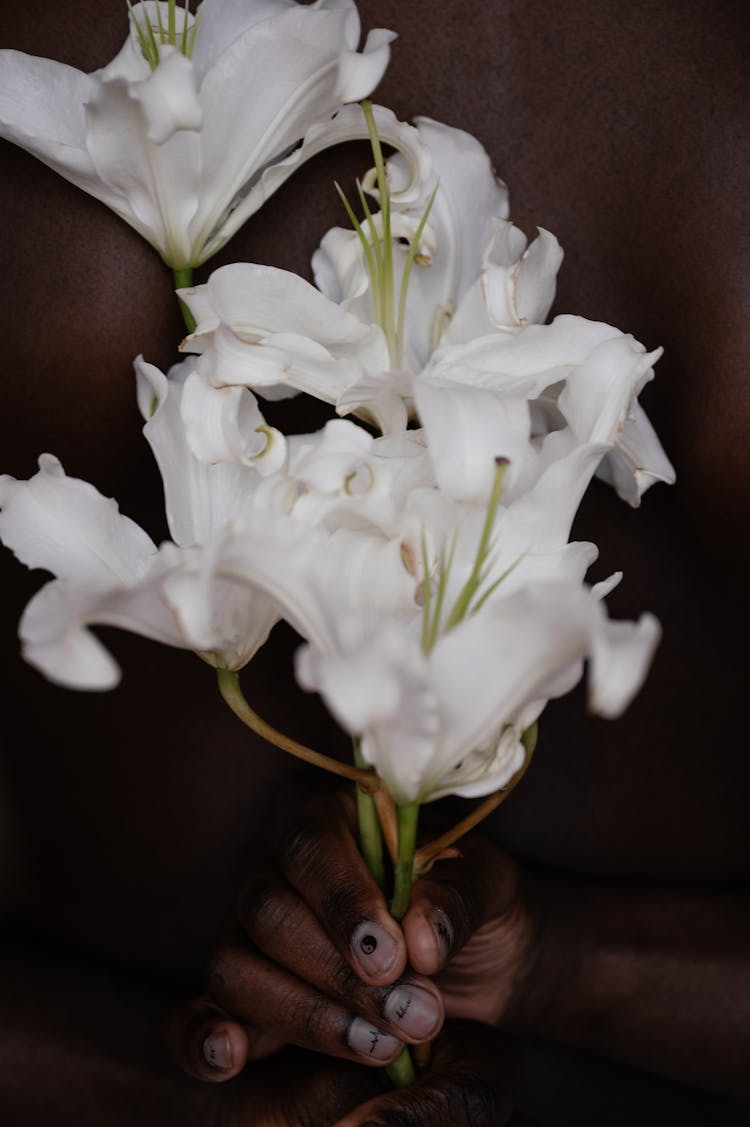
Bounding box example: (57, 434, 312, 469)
(276, 792, 407, 985)
(330, 1021, 520, 1127)
(206, 933, 406, 1067)
(236, 869, 444, 1044)
(166, 994, 257, 1082)
(402, 834, 521, 975)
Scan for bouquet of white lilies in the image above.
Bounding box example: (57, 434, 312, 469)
(0, 0, 674, 1089)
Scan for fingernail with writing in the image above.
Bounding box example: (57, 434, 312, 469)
(203, 1031, 232, 1071)
(384, 984, 442, 1040)
(351, 921, 399, 977)
(429, 907, 453, 962)
(348, 1017, 402, 1062)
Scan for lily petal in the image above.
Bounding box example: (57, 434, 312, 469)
(588, 611, 662, 718)
(129, 45, 203, 145)
(0, 455, 156, 587)
(596, 402, 676, 506)
(181, 371, 287, 471)
(426, 584, 594, 786)
(180, 262, 388, 406)
(0, 51, 94, 182)
(18, 542, 191, 690)
(84, 67, 203, 265)
(477, 223, 563, 332)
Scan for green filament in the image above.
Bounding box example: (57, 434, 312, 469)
(128, 0, 200, 70)
(337, 101, 437, 369)
(421, 459, 518, 653)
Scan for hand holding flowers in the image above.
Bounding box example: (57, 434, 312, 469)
(168, 781, 533, 1127)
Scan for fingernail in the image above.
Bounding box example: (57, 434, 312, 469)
(384, 984, 442, 1040)
(203, 1031, 232, 1071)
(429, 907, 453, 961)
(351, 921, 399, 977)
(348, 1017, 402, 1062)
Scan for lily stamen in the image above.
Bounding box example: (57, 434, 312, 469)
(421, 457, 515, 654)
(128, 0, 198, 70)
(338, 102, 437, 370)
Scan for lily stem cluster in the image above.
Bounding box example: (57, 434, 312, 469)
(218, 673, 538, 1094)
(353, 749, 418, 1088)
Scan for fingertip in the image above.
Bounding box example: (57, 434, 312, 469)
(200, 1021, 250, 1081)
(349, 917, 407, 984)
(168, 999, 247, 1083)
(347, 1017, 405, 1065)
(403, 902, 453, 975)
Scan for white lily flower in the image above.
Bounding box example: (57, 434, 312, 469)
(294, 581, 660, 804)
(175, 115, 561, 437)
(311, 117, 563, 427)
(317, 117, 563, 360)
(0, 360, 298, 688)
(0, 0, 395, 267)
(195, 494, 661, 804)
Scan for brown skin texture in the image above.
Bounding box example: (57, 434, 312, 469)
(1, 0, 749, 1123)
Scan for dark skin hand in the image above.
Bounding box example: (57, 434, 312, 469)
(165, 785, 534, 1125)
(201, 1025, 523, 1127)
(168, 784, 530, 1060)
(1, 0, 749, 1123)
(169, 785, 750, 1107)
(1, 932, 523, 1127)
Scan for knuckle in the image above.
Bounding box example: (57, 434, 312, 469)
(287, 989, 334, 1050)
(204, 946, 239, 1002)
(236, 873, 288, 942)
(301, 991, 333, 1046)
(318, 875, 370, 930)
(278, 818, 325, 881)
(322, 947, 367, 1000)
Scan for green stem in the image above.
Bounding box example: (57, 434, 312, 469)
(390, 801, 420, 921)
(388, 1048, 417, 1088)
(385, 800, 421, 1089)
(217, 669, 376, 787)
(350, 755, 415, 1088)
(353, 738, 385, 892)
(173, 266, 196, 334)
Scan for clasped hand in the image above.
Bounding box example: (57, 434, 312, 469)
(168, 783, 537, 1126)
